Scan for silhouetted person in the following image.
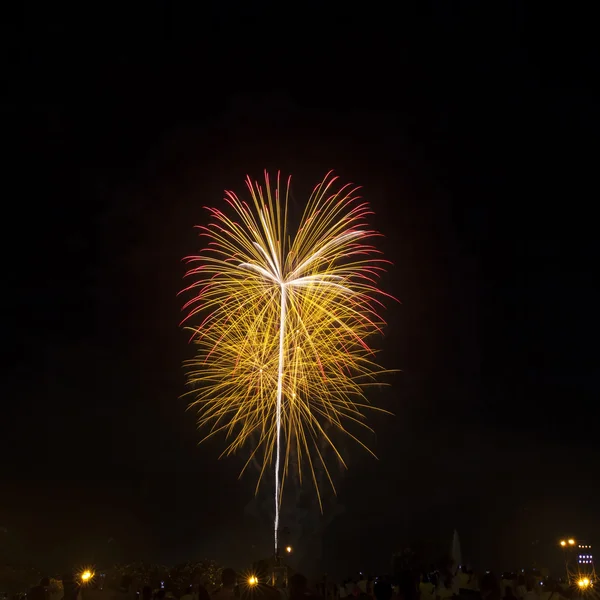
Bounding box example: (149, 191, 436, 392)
(212, 569, 236, 600)
(289, 574, 312, 600)
(196, 584, 211, 600)
(516, 576, 526, 599)
(542, 582, 563, 600)
(436, 574, 453, 600)
(522, 581, 537, 600)
(481, 573, 501, 600)
(63, 573, 80, 600)
(395, 572, 418, 600)
(30, 578, 50, 600)
(504, 588, 517, 600)
(110, 577, 132, 600)
(373, 581, 393, 600)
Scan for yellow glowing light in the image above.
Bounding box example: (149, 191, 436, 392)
(248, 576, 258, 586)
(286, 546, 292, 553)
(81, 570, 93, 583)
(181, 171, 394, 552)
(569, 539, 576, 545)
(578, 578, 590, 589)
(561, 540, 567, 546)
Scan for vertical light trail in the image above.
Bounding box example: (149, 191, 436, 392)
(274, 281, 287, 555)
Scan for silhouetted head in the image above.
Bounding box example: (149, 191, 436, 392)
(397, 572, 418, 600)
(289, 574, 307, 596)
(481, 573, 499, 594)
(374, 581, 393, 600)
(197, 583, 211, 600)
(29, 585, 47, 600)
(222, 569, 237, 588)
(62, 574, 78, 600)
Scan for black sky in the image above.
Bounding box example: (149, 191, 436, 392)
(3, 2, 598, 578)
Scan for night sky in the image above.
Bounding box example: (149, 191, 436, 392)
(3, 3, 598, 579)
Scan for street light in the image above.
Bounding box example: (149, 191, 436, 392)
(578, 577, 590, 589)
(559, 539, 571, 582)
(81, 570, 93, 584)
(248, 576, 258, 586)
(286, 546, 292, 553)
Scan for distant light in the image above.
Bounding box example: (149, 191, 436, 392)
(286, 546, 292, 553)
(561, 541, 567, 547)
(248, 576, 258, 586)
(569, 539, 576, 545)
(578, 578, 590, 589)
(81, 571, 93, 583)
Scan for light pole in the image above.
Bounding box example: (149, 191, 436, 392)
(559, 538, 576, 583)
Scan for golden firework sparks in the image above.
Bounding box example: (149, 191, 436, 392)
(181, 171, 395, 552)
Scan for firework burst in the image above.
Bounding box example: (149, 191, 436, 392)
(181, 171, 394, 552)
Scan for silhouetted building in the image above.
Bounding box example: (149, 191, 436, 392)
(577, 542, 594, 568)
